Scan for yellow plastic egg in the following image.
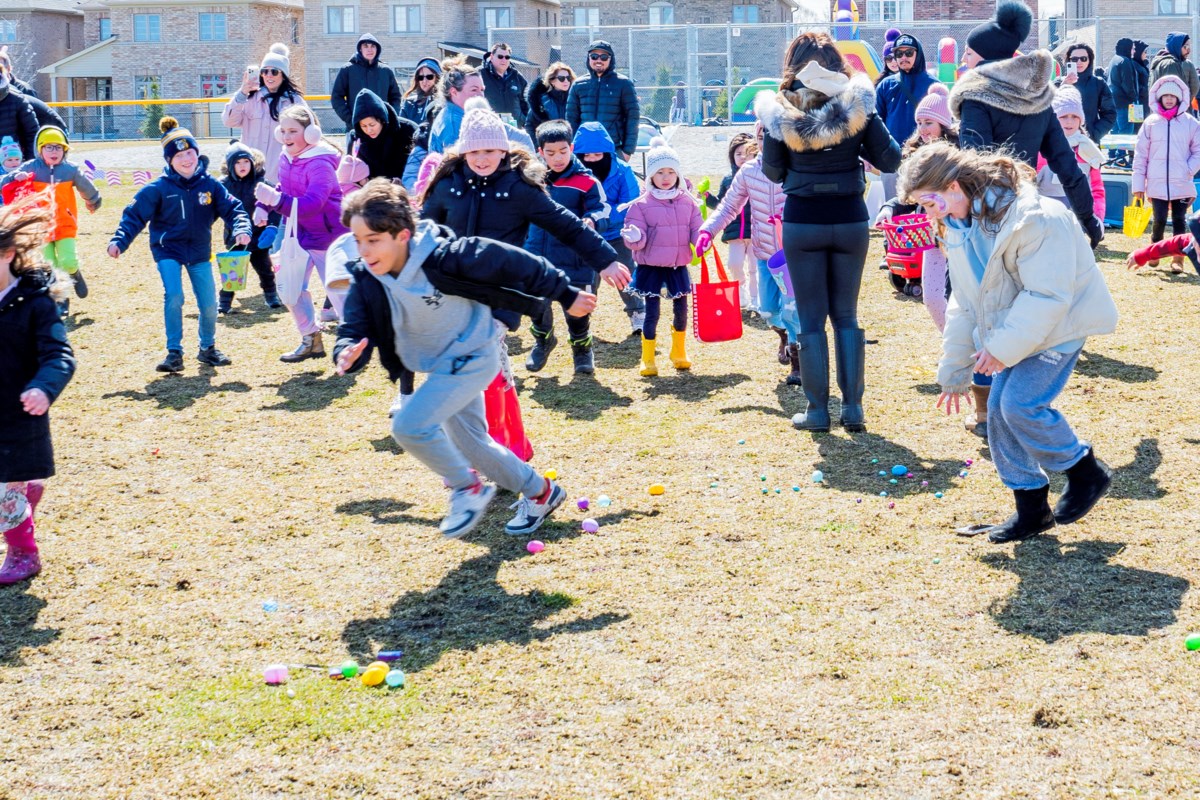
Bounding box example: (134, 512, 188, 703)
(360, 666, 387, 687)
(648, 483, 665, 496)
(543, 469, 558, 480)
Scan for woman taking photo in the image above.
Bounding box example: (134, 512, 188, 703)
(525, 62, 575, 142)
(222, 43, 308, 183)
(757, 32, 900, 432)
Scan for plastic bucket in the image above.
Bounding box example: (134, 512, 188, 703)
(216, 250, 250, 292)
(766, 249, 794, 298)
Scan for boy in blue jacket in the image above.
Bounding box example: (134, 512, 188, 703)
(572, 121, 645, 336)
(524, 120, 610, 374)
(334, 178, 596, 539)
(107, 118, 251, 373)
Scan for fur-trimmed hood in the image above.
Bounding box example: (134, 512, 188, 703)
(949, 50, 1056, 118)
(754, 72, 876, 153)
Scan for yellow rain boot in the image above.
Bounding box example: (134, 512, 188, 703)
(639, 335, 658, 376)
(669, 328, 691, 370)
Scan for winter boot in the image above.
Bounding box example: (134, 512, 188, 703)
(785, 343, 803, 387)
(834, 327, 866, 432)
(25, 482, 44, 518)
(72, 268, 89, 298)
(1054, 448, 1113, 525)
(280, 331, 324, 363)
(791, 332, 831, 432)
(669, 328, 691, 370)
(639, 336, 658, 377)
(156, 350, 184, 373)
(570, 335, 595, 375)
(218, 290, 234, 314)
(263, 291, 283, 309)
(987, 486, 1056, 544)
(772, 326, 790, 365)
(0, 517, 40, 585)
(525, 327, 557, 372)
(197, 346, 232, 367)
(967, 384, 990, 439)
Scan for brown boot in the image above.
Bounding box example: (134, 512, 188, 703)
(966, 384, 990, 439)
(772, 326, 789, 364)
(786, 342, 802, 386)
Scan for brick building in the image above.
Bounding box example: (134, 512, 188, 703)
(1061, 0, 1189, 62)
(0, 0, 85, 98)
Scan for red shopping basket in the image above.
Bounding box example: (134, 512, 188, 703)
(692, 248, 743, 343)
(877, 213, 938, 252)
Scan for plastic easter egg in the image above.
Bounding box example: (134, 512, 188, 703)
(761, 488, 769, 494)
(878, 471, 886, 476)
(906, 473, 914, 479)
(879, 491, 888, 497)
(870, 458, 879, 464)
(760, 474, 767, 481)
(793, 486, 801, 492)
(286, 688, 296, 698)
(329, 666, 345, 680)
(889, 479, 898, 485)
(360, 666, 387, 687)
(543, 469, 558, 480)
(582, 519, 599, 533)
(887, 502, 895, 509)
(921, 481, 929, 487)
(527, 540, 545, 554)
(710, 482, 720, 488)
(934, 492, 944, 499)
(965, 459, 974, 467)
(386, 669, 406, 688)
(377, 650, 404, 663)
(262, 600, 279, 613)
(959, 470, 969, 478)
(856, 498, 862, 503)
(263, 664, 289, 685)
(597, 495, 612, 507)
(341, 660, 359, 679)
(812, 470, 824, 483)
(737, 439, 746, 445)
(774, 488, 781, 494)
(1186, 634, 1200, 651)
(891, 465, 907, 476)
(577, 497, 590, 511)
(649, 483, 665, 495)
(367, 661, 388, 673)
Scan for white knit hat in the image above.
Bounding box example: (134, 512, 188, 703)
(645, 136, 681, 178)
(261, 43, 290, 76)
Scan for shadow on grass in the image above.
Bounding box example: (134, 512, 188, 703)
(103, 374, 252, 411)
(261, 370, 355, 412)
(593, 334, 642, 371)
(340, 509, 642, 673)
(524, 374, 633, 420)
(65, 315, 94, 331)
(0, 587, 59, 665)
(808, 431, 969, 498)
(217, 305, 286, 329)
(644, 371, 751, 402)
(1074, 351, 1159, 383)
(979, 537, 1189, 643)
(336, 497, 422, 525)
(1109, 438, 1166, 500)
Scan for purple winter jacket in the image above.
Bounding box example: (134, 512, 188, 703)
(1133, 75, 1200, 201)
(622, 189, 703, 268)
(261, 142, 347, 251)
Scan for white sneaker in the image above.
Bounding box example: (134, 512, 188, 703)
(505, 481, 566, 536)
(629, 310, 646, 335)
(387, 391, 412, 419)
(320, 307, 339, 323)
(439, 481, 496, 539)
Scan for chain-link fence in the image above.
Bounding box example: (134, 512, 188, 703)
(49, 99, 347, 142)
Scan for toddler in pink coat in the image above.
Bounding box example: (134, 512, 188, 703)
(1133, 75, 1200, 271)
(621, 137, 703, 377)
(1036, 86, 1106, 223)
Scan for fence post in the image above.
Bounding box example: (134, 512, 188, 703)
(687, 25, 699, 125)
(1093, 16, 1101, 64)
(726, 24, 733, 123)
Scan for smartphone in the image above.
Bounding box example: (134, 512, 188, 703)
(1066, 61, 1077, 75)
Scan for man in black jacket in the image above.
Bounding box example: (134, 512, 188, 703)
(331, 34, 402, 130)
(1108, 38, 1139, 135)
(480, 43, 528, 124)
(566, 40, 640, 161)
(0, 73, 38, 159)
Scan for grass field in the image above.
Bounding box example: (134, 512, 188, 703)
(3, 178, 1200, 798)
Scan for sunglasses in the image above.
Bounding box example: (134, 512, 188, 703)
(553, 74, 572, 82)
(417, 73, 436, 82)
(260, 68, 281, 76)
(894, 49, 917, 58)
(1066, 56, 1089, 63)
(589, 53, 611, 61)
(493, 54, 511, 61)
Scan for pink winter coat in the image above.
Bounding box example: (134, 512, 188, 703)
(1036, 147, 1106, 220)
(1133, 75, 1200, 201)
(221, 89, 308, 183)
(699, 155, 784, 261)
(623, 189, 703, 268)
(262, 142, 347, 251)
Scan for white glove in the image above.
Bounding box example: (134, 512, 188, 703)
(620, 224, 642, 243)
(874, 206, 893, 226)
(255, 183, 281, 206)
(252, 206, 270, 227)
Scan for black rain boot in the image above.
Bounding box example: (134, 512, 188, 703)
(1054, 448, 1113, 525)
(570, 335, 595, 375)
(785, 343, 803, 386)
(791, 332, 830, 432)
(72, 269, 89, 298)
(263, 290, 283, 309)
(772, 326, 790, 365)
(218, 290, 234, 314)
(525, 327, 557, 372)
(834, 327, 866, 432)
(987, 486, 1056, 544)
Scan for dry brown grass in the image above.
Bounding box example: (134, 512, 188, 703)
(3, 178, 1200, 798)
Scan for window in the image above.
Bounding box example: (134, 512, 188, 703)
(0, 20, 16, 42)
(1158, 0, 1190, 13)
(199, 13, 227, 41)
(573, 7, 599, 32)
(327, 67, 341, 91)
(134, 75, 160, 100)
(199, 73, 228, 97)
(732, 4, 759, 23)
(649, 2, 674, 26)
(326, 6, 355, 33)
(133, 14, 160, 42)
(98, 17, 111, 39)
(482, 6, 513, 29)
(865, 0, 912, 23)
(291, 16, 300, 43)
(392, 4, 421, 32)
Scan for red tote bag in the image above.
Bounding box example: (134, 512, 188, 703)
(483, 372, 534, 462)
(692, 248, 743, 343)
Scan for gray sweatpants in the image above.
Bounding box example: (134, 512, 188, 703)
(390, 344, 545, 497)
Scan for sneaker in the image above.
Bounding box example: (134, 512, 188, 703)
(156, 350, 184, 373)
(439, 481, 497, 539)
(319, 307, 339, 323)
(72, 269, 89, 298)
(505, 481, 566, 536)
(629, 310, 646, 337)
(218, 290, 234, 315)
(197, 346, 232, 367)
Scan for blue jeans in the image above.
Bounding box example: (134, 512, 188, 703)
(156, 259, 217, 352)
(1113, 105, 1132, 135)
(756, 259, 799, 341)
(988, 347, 1088, 490)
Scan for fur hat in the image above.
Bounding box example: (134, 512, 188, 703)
(0, 135, 20, 162)
(160, 116, 198, 162)
(261, 43, 290, 76)
(645, 135, 681, 178)
(1051, 85, 1085, 119)
(457, 98, 510, 153)
(966, 1, 1032, 63)
(915, 83, 953, 128)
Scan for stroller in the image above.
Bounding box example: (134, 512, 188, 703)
(876, 213, 937, 297)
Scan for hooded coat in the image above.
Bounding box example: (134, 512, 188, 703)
(221, 86, 307, 183)
(481, 56, 529, 123)
(950, 50, 1101, 239)
(1132, 75, 1200, 201)
(524, 77, 570, 142)
(566, 41, 641, 158)
(874, 36, 937, 146)
(1133, 40, 1151, 108)
(400, 58, 441, 125)
(572, 122, 640, 242)
(261, 141, 347, 251)
(1108, 38, 1140, 108)
(1056, 44, 1116, 142)
(219, 142, 277, 250)
(0, 74, 38, 160)
(331, 34, 402, 126)
(348, 88, 418, 181)
(1150, 33, 1200, 108)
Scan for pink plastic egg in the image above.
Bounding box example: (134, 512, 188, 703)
(527, 540, 545, 554)
(263, 664, 289, 685)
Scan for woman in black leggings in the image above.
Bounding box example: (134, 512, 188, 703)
(759, 32, 901, 431)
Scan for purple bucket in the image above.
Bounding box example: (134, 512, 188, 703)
(766, 249, 794, 298)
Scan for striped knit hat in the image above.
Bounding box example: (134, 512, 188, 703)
(160, 116, 198, 162)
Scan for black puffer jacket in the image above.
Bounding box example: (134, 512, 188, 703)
(1108, 38, 1139, 108)
(566, 41, 641, 157)
(0, 271, 75, 483)
(347, 88, 417, 180)
(1133, 41, 1151, 108)
(0, 75, 38, 159)
(481, 58, 529, 123)
(524, 79, 569, 142)
(708, 172, 752, 243)
(219, 142, 277, 250)
(330, 34, 402, 126)
(16, 91, 64, 131)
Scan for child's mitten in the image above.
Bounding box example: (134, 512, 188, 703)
(255, 182, 281, 206)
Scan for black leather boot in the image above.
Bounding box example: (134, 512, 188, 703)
(785, 343, 803, 386)
(834, 327, 865, 431)
(525, 327, 557, 372)
(791, 332, 830, 432)
(987, 486, 1056, 544)
(1054, 448, 1113, 525)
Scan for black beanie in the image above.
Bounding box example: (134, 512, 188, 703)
(966, 1, 1033, 63)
